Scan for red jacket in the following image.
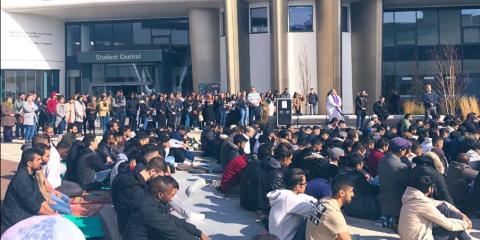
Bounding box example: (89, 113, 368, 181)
(220, 154, 248, 193)
(46, 98, 58, 113)
(367, 149, 385, 177)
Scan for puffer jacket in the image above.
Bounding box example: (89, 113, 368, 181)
(398, 187, 467, 240)
(411, 152, 453, 204)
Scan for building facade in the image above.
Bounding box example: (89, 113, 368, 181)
(1, 0, 479, 113)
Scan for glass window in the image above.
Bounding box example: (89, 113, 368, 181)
(417, 10, 438, 45)
(26, 71, 35, 94)
(35, 70, 45, 96)
(171, 20, 189, 45)
(439, 9, 461, 44)
(132, 22, 151, 48)
(289, 6, 313, 32)
(251, 7, 268, 33)
(383, 12, 394, 46)
(395, 11, 416, 45)
(113, 23, 133, 49)
(66, 25, 81, 56)
(15, 70, 26, 95)
(462, 9, 480, 27)
(5, 70, 16, 98)
(152, 22, 170, 36)
(341, 7, 349, 32)
(92, 23, 113, 50)
(463, 28, 480, 43)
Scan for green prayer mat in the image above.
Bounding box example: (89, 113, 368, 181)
(64, 215, 104, 238)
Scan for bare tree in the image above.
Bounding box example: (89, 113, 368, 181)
(429, 44, 466, 115)
(297, 45, 311, 109)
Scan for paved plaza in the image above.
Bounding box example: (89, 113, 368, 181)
(1, 135, 479, 239)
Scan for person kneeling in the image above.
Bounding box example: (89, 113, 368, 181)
(123, 176, 208, 240)
(399, 175, 472, 240)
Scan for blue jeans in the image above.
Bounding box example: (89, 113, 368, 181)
(239, 108, 248, 126)
(356, 112, 366, 129)
(142, 117, 149, 130)
(57, 119, 66, 134)
(100, 115, 109, 133)
(50, 192, 71, 215)
(219, 110, 226, 127)
(184, 114, 191, 129)
(24, 125, 35, 142)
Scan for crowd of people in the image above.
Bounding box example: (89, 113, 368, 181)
(0, 84, 479, 240)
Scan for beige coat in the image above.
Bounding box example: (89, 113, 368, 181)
(66, 102, 76, 124)
(398, 187, 467, 240)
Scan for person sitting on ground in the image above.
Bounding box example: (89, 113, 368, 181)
(222, 134, 247, 168)
(305, 177, 356, 240)
(304, 158, 338, 199)
(112, 156, 168, 230)
(123, 176, 208, 240)
(97, 131, 116, 165)
(339, 153, 380, 220)
(257, 142, 293, 214)
(219, 126, 244, 166)
(1, 148, 57, 233)
(267, 168, 317, 240)
(446, 153, 478, 209)
(76, 134, 110, 190)
(219, 134, 250, 193)
(411, 152, 454, 204)
(239, 143, 271, 211)
(60, 125, 78, 147)
(377, 137, 411, 229)
(367, 138, 389, 178)
(398, 175, 472, 240)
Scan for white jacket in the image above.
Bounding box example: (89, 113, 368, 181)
(326, 94, 343, 121)
(398, 187, 467, 240)
(267, 190, 317, 240)
(74, 100, 85, 122)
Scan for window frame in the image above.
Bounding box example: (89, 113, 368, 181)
(288, 5, 314, 33)
(250, 7, 269, 34)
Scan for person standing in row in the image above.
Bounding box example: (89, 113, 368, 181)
(66, 96, 76, 131)
(307, 88, 318, 115)
(46, 92, 58, 128)
(126, 92, 139, 131)
(14, 93, 25, 139)
(373, 96, 389, 123)
(86, 95, 97, 135)
(355, 90, 368, 129)
(326, 89, 343, 121)
(55, 96, 67, 135)
(98, 95, 111, 133)
(1, 96, 16, 142)
(423, 83, 438, 121)
(74, 95, 86, 136)
(247, 87, 261, 124)
(112, 90, 126, 129)
(22, 94, 38, 143)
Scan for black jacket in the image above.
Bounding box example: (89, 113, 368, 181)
(410, 156, 454, 204)
(337, 167, 380, 220)
(355, 95, 368, 115)
(373, 101, 388, 119)
(111, 170, 148, 230)
(97, 140, 116, 163)
(64, 140, 86, 182)
(1, 168, 45, 233)
(76, 148, 108, 189)
(257, 156, 285, 212)
(126, 98, 139, 116)
(123, 192, 201, 240)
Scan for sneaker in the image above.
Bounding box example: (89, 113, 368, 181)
(182, 160, 193, 166)
(188, 212, 205, 222)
